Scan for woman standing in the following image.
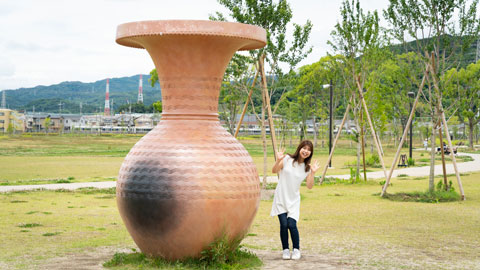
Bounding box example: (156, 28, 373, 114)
(270, 140, 319, 260)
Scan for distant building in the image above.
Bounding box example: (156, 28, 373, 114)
(0, 109, 24, 133)
(25, 114, 63, 132)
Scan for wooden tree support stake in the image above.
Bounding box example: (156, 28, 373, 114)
(440, 111, 465, 200)
(381, 72, 427, 196)
(234, 69, 259, 138)
(426, 59, 465, 200)
(355, 77, 388, 179)
(320, 96, 352, 184)
(259, 54, 278, 159)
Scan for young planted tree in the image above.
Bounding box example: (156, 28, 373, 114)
(325, 0, 388, 182)
(444, 61, 480, 149)
(365, 52, 425, 147)
(213, 0, 313, 187)
(289, 55, 344, 147)
(219, 54, 255, 135)
(383, 0, 480, 198)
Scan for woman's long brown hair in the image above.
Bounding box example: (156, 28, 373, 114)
(288, 140, 314, 172)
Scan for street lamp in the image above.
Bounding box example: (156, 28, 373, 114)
(408, 91, 415, 159)
(323, 83, 333, 168)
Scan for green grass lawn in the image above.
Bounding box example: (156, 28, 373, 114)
(0, 134, 458, 185)
(0, 172, 479, 269)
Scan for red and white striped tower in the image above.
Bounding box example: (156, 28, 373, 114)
(137, 74, 143, 103)
(104, 78, 110, 116)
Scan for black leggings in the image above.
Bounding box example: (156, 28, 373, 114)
(278, 213, 299, 250)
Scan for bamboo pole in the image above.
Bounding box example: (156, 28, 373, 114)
(440, 111, 465, 199)
(234, 69, 260, 138)
(355, 78, 388, 179)
(258, 55, 278, 159)
(320, 96, 353, 184)
(360, 107, 367, 182)
(381, 72, 427, 196)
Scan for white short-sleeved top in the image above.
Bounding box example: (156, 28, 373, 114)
(270, 155, 310, 222)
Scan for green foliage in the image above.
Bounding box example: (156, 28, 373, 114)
(43, 117, 51, 134)
(17, 223, 42, 228)
(103, 244, 262, 270)
(42, 232, 61, 237)
(382, 189, 461, 203)
(6, 123, 14, 134)
(443, 60, 480, 148)
(436, 179, 455, 192)
(349, 167, 360, 183)
(214, 0, 313, 73)
(152, 101, 162, 113)
(366, 154, 380, 167)
(407, 157, 415, 166)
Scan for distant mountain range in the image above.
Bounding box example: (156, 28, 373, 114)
(2, 36, 478, 114)
(1, 74, 161, 114)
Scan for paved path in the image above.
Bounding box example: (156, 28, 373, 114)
(1, 152, 480, 193)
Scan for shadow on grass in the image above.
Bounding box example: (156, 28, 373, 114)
(103, 247, 262, 270)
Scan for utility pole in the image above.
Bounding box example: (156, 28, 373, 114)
(58, 102, 64, 114)
(137, 74, 144, 103)
(104, 79, 110, 116)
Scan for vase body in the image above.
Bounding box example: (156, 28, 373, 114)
(115, 20, 266, 260)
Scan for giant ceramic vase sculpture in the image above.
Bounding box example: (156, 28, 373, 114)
(115, 20, 266, 260)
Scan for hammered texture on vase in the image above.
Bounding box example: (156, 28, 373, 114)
(115, 20, 267, 260)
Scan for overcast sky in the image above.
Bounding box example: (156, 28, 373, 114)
(0, 0, 390, 91)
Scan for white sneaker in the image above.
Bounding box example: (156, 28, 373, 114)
(282, 249, 291, 260)
(291, 248, 301, 260)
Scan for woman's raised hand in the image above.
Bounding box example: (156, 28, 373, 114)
(310, 160, 320, 173)
(276, 148, 286, 161)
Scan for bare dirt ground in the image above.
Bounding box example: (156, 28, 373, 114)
(38, 247, 126, 270)
(36, 247, 352, 270)
(255, 250, 352, 270)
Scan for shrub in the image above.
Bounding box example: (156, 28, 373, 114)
(407, 158, 415, 166)
(366, 154, 380, 167)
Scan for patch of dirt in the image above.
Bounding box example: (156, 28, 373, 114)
(38, 246, 131, 270)
(255, 250, 353, 270)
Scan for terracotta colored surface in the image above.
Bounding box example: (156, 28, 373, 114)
(115, 20, 266, 260)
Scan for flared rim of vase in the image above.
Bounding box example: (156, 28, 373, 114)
(116, 20, 267, 51)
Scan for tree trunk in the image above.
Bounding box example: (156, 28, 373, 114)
(469, 118, 474, 150)
(429, 121, 436, 192)
(354, 107, 360, 182)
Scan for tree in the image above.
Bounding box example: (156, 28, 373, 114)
(152, 101, 162, 113)
(444, 60, 480, 149)
(44, 117, 51, 134)
(384, 0, 480, 195)
(218, 54, 254, 135)
(287, 55, 344, 146)
(328, 0, 387, 180)
(6, 123, 14, 135)
(213, 0, 313, 187)
(365, 52, 425, 146)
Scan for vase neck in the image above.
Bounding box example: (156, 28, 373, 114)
(159, 75, 223, 119)
(139, 35, 250, 120)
